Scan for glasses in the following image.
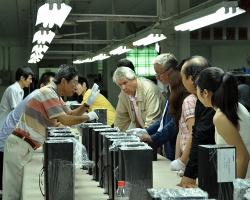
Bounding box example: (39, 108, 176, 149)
(155, 67, 174, 78)
(155, 70, 167, 78)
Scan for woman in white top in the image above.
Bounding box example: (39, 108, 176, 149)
(195, 67, 250, 178)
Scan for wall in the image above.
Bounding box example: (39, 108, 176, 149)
(0, 47, 28, 100)
(212, 45, 250, 71)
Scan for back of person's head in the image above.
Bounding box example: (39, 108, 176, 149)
(168, 68, 190, 127)
(196, 67, 239, 127)
(175, 59, 186, 70)
(116, 58, 135, 72)
(237, 76, 246, 84)
(53, 64, 79, 84)
(182, 55, 211, 81)
(78, 75, 89, 89)
(153, 53, 178, 70)
(38, 72, 56, 88)
(16, 66, 34, 81)
(113, 66, 136, 83)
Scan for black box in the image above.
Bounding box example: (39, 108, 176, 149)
(46, 127, 72, 138)
(198, 144, 236, 200)
(44, 139, 74, 200)
(91, 128, 118, 182)
(110, 141, 144, 200)
(79, 123, 102, 147)
(102, 133, 134, 194)
(118, 144, 153, 200)
(93, 108, 107, 125)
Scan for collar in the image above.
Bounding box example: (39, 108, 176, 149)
(47, 82, 60, 99)
(14, 81, 23, 93)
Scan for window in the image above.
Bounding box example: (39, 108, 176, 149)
(126, 45, 158, 77)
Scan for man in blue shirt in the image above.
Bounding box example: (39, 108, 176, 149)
(0, 72, 55, 194)
(127, 53, 179, 160)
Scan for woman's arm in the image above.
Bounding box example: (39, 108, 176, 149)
(179, 117, 194, 164)
(175, 131, 181, 159)
(214, 112, 250, 178)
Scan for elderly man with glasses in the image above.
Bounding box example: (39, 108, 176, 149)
(127, 53, 179, 161)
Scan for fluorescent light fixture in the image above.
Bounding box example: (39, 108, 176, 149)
(73, 59, 83, 64)
(73, 58, 94, 64)
(174, 1, 246, 31)
(109, 45, 132, 55)
(28, 58, 41, 63)
(155, 43, 160, 53)
(32, 29, 55, 44)
(93, 53, 110, 61)
(36, 3, 72, 28)
(82, 58, 94, 63)
(133, 29, 166, 46)
(30, 52, 44, 60)
(31, 44, 49, 53)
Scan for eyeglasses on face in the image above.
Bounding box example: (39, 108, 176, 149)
(155, 67, 173, 78)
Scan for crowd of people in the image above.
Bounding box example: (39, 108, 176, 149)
(0, 53, 250, 200)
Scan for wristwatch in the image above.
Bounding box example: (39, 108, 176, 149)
(84, 103, 90, 108)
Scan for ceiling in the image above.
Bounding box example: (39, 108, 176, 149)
(0, 0, 249, 63)
(0, 0, 160, 61)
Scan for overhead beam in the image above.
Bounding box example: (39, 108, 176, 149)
(67, 14, 160, 22)
(51, 39, 121, 44)
(46, 51, 90, 54)
(43, 56, 75, 59)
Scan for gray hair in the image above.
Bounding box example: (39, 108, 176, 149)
(112, 66, 136, 83)
(153, 53, 178, 70)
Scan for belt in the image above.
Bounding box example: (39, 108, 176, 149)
(12, 131, 37, 150)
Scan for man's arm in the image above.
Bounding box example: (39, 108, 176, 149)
(114, 96, 131, 132)
(146, 116, 161, 134)
(150, 109, 178, 146)
(57, 111, 98, 126)
(67, 103, 89, 116)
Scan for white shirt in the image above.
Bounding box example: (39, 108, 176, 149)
(0, 82, 24, 128)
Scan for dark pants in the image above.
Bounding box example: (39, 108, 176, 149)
(0, 151, 3, 190)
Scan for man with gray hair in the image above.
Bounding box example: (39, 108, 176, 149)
(113, 66, 165, 132)
(126, 53, 179, 160)
(154, 53, 178, 86)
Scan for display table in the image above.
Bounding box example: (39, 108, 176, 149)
(22, 148, 180, 200)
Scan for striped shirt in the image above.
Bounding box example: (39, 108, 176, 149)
(14, 82, 69, 147)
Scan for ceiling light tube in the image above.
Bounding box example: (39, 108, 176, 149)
(73, 58, 94, 64)
(174, 1, 246, 31)
(73, 59, 84, 64)
(93, 53, 110, 61)
(32, 29, 55, 44)
(28, 58, 41, 63)
(109, 45, 132, 55)
(133, 33, 166, 46)
(31, 44, 49, 53)
(30, 52, 44, 60)
(36, 3, 72, 28)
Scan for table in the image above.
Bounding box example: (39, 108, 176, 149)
(22, 148, 180, 200)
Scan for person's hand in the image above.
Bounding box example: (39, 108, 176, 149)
(177, 176, 198, 188)
(87, 111, 99, 121)
(140, 134, 153, 142)
(126, 128, 147, 136)
(170, 158, 186, 171)
(86, 83, 100, 105)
